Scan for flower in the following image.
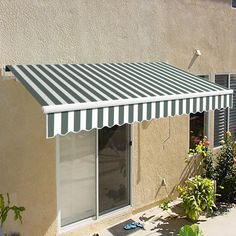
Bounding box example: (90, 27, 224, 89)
(226, 131, 232, 137)
(220, 140, 225, 145)
(205, 140, 210, 146)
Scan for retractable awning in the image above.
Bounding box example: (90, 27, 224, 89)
(6, 62, 233, 138)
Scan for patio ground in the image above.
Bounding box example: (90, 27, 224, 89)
(97, 200, 236, 236)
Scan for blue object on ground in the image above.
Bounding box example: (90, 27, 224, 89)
(135, 222, 144, 228)
(123, 222, 144, 230)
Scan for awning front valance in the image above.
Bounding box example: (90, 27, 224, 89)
(6, 62, 233, 138)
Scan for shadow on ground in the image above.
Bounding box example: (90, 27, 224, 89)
(153, 202, 234, 236)
(209, 202, 234, 217)
(152, 217, 190, 236)
(150, 203, 193, 236)
(106, 202, 234, 236)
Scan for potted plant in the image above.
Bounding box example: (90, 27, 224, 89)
(178, 176, 216, 221)
(0, 193, 25, 236)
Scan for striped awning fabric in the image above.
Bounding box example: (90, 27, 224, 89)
(6, 62, 233, 138)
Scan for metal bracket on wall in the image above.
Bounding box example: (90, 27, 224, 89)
(0, 65, 17, 81)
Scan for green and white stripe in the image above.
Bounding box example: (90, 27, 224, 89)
(6, 62, 233, 138)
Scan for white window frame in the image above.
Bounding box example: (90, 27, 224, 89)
(56, 125, 134, 234)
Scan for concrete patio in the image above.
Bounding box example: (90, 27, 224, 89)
(98, 201, 236, 236)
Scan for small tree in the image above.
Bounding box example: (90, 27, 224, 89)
(0, 193, 25, 228)
(214, 131, 236, 202)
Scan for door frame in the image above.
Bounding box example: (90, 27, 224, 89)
(56, 124, 133, 234)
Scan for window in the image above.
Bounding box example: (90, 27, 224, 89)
(58, 125, 131, 227)
(190, 113, 205, 149)
(189, 75, 209, 149)
(214, 74, 236, 147)
(232, 0, 236, 8)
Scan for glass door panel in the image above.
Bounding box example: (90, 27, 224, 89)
(98, 125, 130, 214)
(60, 130, 96, 226)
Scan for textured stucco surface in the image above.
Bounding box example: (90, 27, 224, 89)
(0, 0, 235, 73)
(0, 80, 57, 235)
(0, 0, 236, 235)
(132, 117, 189, 210)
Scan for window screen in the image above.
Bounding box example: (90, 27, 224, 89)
(214, 75, 229, 147)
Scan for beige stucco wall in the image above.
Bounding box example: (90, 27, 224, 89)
(0, 0, 236, 235)
(132, 117, 189, 210)
(0, 80, 57, 235)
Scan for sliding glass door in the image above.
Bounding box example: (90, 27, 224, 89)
(98, 125, 130, 214)
(60, 130, 96, 226)
(59, 124, 130, 226)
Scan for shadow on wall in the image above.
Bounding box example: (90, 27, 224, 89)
(166, 156, 202, 199)
(135, 117, 200, 201)
(188, 52, 199, 69)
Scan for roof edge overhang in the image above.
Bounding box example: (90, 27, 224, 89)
(42, 89, 233, 114)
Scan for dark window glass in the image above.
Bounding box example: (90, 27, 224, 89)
(99, 125, 130, 214)
(232, 0, 236, 8)
(190, 113, 205, 149)
(189, 75, 209, 149)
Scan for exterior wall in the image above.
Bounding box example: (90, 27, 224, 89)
(132, 117, 189, 211)
(0, 80, 57, 235)
(0, 0, 236, 235)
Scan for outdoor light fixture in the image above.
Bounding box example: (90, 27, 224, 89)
(195, 49, 202, 56)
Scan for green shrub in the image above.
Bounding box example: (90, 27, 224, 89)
(188, 136, 215, 179)
(214, 132, 236, 202)
(179, 224, 204, 236)
(0, 193, 25, 227)
(187, 131, 236, 203)
(160, 200, 170, 211)
(178, 176, 216, 221)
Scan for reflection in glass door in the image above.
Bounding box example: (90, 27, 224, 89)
(60, 130, 96, 226)
(98, 125, 130, 214)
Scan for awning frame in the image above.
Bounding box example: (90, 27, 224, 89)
(43, 89, 233, 114)
(5, 61, 234, 138)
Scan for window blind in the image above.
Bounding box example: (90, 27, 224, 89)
(229, 75, 236, 136)
(214, 75, 229, 147)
